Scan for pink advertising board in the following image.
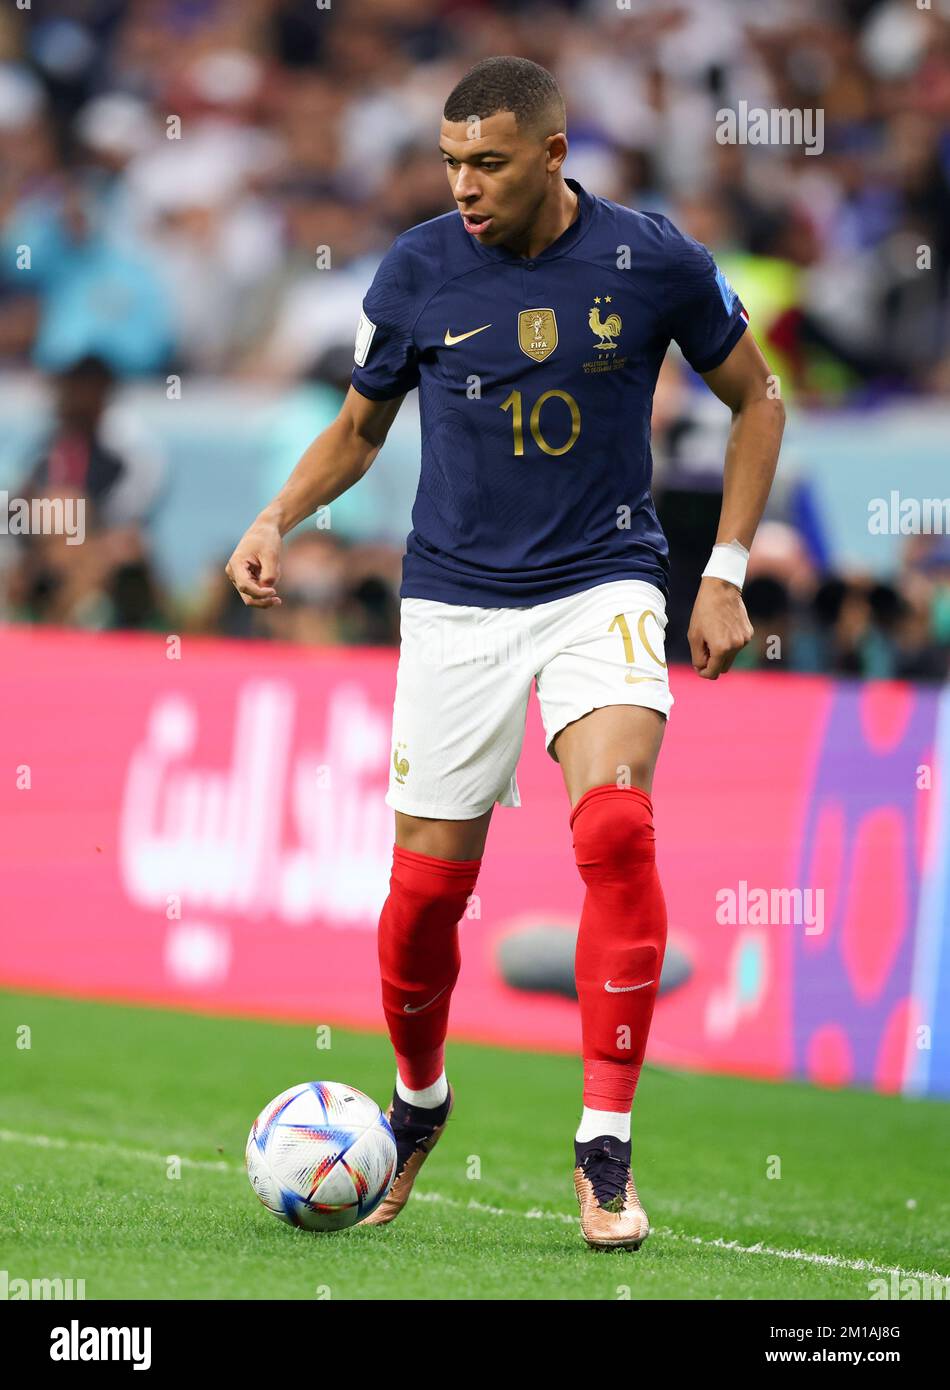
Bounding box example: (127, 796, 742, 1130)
(0, 627, 938, 1092)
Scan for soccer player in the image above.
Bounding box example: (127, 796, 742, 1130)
(226, 56, 784, 1250)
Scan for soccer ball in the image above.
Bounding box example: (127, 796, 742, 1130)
(245, 1081, 397, 1231)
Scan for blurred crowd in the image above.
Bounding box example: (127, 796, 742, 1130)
(668, 522, 950, 680)
(0, 0, 949, 677)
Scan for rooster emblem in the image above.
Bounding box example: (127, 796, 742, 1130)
(588, 297, 621, 350)
(392, 743, 409, 784)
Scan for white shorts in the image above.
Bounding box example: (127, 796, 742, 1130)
(385, 579, 674, 820)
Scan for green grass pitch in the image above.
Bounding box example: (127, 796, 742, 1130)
(1, 991, 948, 1300)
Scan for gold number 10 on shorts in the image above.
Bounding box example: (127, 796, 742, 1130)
(609, 611, 667, 671)
(500, 388, 581, 456)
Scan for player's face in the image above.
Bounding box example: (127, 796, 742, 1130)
(439, 111, 558, 247)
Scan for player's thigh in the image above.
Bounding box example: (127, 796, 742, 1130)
(394, 807, 494, 860)
(552, 703, 667, 806)
(387, 598, 530, 821)
(534, 578, 672, 804)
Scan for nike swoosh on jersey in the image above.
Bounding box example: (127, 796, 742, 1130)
(604, 978, 655, 993)
(444, 324, 492, 346)
(403, 985, 449, 1014)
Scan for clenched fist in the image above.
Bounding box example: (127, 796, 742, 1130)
(687, 577, 754, 679)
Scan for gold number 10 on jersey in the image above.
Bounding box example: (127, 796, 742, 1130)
(500, 388, 581, 457)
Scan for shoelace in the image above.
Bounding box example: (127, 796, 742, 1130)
(582, 1150, 630, 1212)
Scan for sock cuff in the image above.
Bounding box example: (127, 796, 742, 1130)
(569, 783, 653, 831)
(582, 1059, 644, 1111)
(392, 843, 482, 881)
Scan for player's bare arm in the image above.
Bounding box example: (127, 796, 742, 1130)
(225, 386, 405, 607)
(687, 331, 786, 680)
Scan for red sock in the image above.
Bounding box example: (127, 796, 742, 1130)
(571, 785, 668, 1111)
(377, 844, 481, 1090)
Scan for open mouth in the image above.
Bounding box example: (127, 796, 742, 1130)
(461, 211, 494, 235)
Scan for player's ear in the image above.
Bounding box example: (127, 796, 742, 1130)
(544, 132, 568, 172)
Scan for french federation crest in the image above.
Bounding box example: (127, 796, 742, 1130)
(588, 296, 621, 350)
(518, 308, 558, 362)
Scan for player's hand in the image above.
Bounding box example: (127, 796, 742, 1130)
(225, 519, 283, 607)
(687, 577, 753, 679)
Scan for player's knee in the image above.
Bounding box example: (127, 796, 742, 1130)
(388, 844, 481, 928)
(571, 786, 656, 881)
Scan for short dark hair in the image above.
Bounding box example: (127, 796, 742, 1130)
(443, 56, 565, 138)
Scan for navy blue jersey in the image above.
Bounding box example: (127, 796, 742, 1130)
(351, 177, 747, 607)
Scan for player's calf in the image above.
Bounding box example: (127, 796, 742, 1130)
(378, 843, 481, 1088)
(366, 844, 480, 1226)
(571, 783, 667, 1114)
(569, 784, 667, 1248)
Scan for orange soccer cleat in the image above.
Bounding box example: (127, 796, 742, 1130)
(359, 1085, 455, 1227)
(573, 1135, 651, 1251)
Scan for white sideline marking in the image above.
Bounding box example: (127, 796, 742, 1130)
(410, 1191, 950, 1283)
(2, 1127, 947, 1284)
(0, 1127, 232, 1173)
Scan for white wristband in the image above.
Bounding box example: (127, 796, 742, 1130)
(702, 539, 749, 591)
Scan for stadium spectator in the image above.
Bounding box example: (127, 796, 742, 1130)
(1, 183, 175, 375)
(15, 355, 164, 531)
(257, 530, 348, 646)
(5, 504, 171, 633)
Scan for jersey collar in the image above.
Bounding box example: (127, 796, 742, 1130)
(466, 177, 595, 264)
